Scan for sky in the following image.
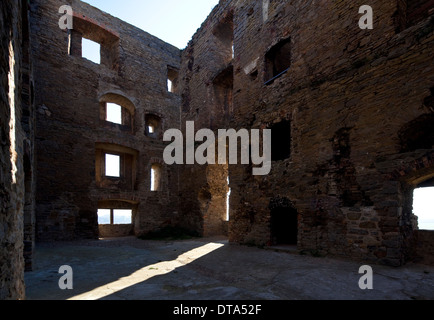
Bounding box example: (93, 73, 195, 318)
(413, 187, 434, 230)
(81, 0, 219, 49)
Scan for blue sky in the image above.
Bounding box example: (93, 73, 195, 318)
(81, 0, 219, 49)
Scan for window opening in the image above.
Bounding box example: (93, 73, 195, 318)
(97, 209, 111, 225)
(226, 176, 231, 221)
(113, 209, 132, 225)
(82, 37, 101, 64)
(105, 154, 120, 178)
(151, 164, 162, 191)
(413, 187, 434, 230)
(270, 120, 291, 161)
(98, 209, 132, 225)
(265, 37, 291, 85)
(106, 103, 122, 125)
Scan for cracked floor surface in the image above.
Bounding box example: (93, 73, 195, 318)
(24, 236, 434, 300)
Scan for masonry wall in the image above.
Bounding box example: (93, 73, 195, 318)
(178, 0, 434, 266)
(0, 0, 33, 300)
(177, 1, 234, 237)
(30, 0, 181, 241)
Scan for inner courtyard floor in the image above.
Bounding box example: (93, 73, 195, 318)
(24, 236, 434, 300)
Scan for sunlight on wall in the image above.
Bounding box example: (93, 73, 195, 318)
(68, 242, 225, 300)
(8, 39, 17, 184)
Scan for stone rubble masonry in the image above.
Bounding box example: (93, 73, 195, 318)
(177, 0, 434, 267)
(30, 0, 181, 241)
(1, 0, 434, 301)
(1, 0, 33, 300)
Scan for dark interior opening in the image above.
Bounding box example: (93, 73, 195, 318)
(399, 113, 434, 152)
(271, 206, 298, 245)
(265, 37, 291, 84)
(270, 120, 291, 161)
(213, 65, 234, 121)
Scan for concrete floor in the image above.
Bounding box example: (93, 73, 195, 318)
(25, 236, 434, 300)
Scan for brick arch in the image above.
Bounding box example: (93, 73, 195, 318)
(389, 151, 434, 186)
(148, 157, 166, 167)
(99, 92, 136, 116)
(97, 197, 139, 205)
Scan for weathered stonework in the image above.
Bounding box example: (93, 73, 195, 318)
(1, 0, 434, 300)
(177, 0, 434, 266)
(1, 0, 34, 300)
(29, 0, 181, 241)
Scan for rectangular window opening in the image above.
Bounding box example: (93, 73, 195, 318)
(270, 120, 291, 161)
(97, 209, 111, 225)
(82, 37, 101, 64)
(151, 165, 161, 191)
(113, 209, 132, 225)
(98, 209, 132, 225)
(105, 154, 120, 178)
(413, 187, 434, 231)
(265, 38, 291, 85)
(106, 103, 122, 125)
(226, 176, 231, 222)
(167, 66, 179, 93)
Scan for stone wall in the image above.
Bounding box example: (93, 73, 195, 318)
(30, 0, 181, 241)
(177, 0, 434, 266)
(0, 0, 33, 300)
(175, 1, 234, 237)
(414, 230, 434, 265)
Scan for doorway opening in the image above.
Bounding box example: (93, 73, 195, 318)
(413, 186, 434, 230)
(270, 206, 298, 245)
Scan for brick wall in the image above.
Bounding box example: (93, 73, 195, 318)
(30, 0, 181, 241)
(177, 0, 434, 266)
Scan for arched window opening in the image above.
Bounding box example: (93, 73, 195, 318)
(99, 93, 135, 133)
(145, 114, 162, 138)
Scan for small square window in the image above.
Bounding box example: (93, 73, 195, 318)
(145, 114, 161, 138)
(82, 38, 101, 64)
(113, 209, 132, 225)
(105, 154, 120, 177)
(97, 209, 111, 225)
(106, 103, 122, 125)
